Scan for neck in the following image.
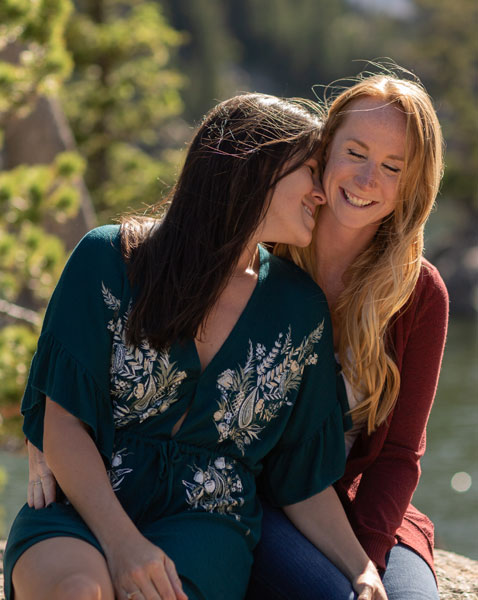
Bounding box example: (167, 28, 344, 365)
(313, 215, 377, 300)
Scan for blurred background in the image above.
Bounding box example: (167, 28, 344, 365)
(0, 0, 476, 559)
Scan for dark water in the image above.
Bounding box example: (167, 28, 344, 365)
(411, 318, 478, 559)
(1, 318, 477, 558)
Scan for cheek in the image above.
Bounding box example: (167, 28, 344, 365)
(385, 180, 401, 207)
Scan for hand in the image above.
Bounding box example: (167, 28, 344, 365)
(27, 440, 57, 508)
(106, 533, 188, 600)
(353, 561, 388, 600)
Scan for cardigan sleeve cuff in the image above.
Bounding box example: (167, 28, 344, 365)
(356, 531, 396, 572)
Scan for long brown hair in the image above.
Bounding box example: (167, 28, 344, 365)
(281, 74, 444, 433)
(122, 93, 322, 351)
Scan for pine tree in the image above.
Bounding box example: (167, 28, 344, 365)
(0, 0, 84, 440)
(63, 0, 185, 222)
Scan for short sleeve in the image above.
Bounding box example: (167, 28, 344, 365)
(21, 225, 127, 463)
(259, 316, 352, 507)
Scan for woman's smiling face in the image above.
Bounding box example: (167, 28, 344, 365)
(321, 96, 407, 237)
(258, 157, 323, 247)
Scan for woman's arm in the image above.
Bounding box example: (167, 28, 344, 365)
(344, 266, 449, 568)
(284, 486, 387, 600)
(43, 397, 187, 600)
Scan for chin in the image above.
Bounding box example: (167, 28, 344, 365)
(292, 233, 313, 248)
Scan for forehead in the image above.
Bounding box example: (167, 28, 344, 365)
(336, 96, 407, 141)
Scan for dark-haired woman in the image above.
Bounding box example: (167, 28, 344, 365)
(4, 93, 386, 600)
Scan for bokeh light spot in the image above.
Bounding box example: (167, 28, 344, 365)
(450, 472, 472, 493)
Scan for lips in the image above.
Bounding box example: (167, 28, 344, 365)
(303, 203, 314, 217)
(342, 188, 375, 208)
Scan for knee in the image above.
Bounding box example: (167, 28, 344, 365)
(51, 572, 113, 600)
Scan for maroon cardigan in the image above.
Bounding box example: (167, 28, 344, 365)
(334, 258, 449, 573)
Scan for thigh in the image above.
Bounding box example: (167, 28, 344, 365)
(383, 544, 439, 600)
(4, 502, 105, 600)
(11, 536, 113, 600)
(246, 501, 356, 600)
(142, 513, 253, 600)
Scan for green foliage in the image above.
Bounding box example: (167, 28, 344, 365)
(63, 0, 185, 221)
(0, 325, 38, 439)
(0, 154, 83, 303)
(0, 153, 83, 439)
(0, 1, 186, 440)
(0, 0, 73, 116)
(0, 0, 82, 440)
(397, 0, 478, 212)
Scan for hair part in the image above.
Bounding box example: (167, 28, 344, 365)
(280, 71, 444, 433)
(121, 93, 323, 351)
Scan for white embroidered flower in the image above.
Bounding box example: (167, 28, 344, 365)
(111, 454, 122, 467)
(305, 353, 318, 365)
(217, 369, 235, 389)
(254, 398, 264, 414)
(193, 471, 204, 484)
(204, 479, 216, 494)
(214, 457, 226, 469)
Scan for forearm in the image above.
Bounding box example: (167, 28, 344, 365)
(43, 397, 138, 553)
(284, 486, 372, 583)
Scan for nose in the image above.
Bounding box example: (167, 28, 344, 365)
(354, 163, 378, 189)
(310, 176, 326, 205)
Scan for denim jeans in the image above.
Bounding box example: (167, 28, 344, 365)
(246, 502, 439, 600)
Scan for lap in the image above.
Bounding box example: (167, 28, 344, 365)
(142, 513, 253, 600)
(246, 501, 439, 600)
(246, 502, 355, 600)
(5, 503, 252, 600)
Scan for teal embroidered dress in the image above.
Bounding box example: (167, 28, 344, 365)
(4, 225, 348, 600)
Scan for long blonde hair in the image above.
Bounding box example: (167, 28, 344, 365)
(281, 74, 444, 433)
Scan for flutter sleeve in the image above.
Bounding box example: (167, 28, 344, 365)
(259, 309, 352, 507)
(21, 225, 127, 464)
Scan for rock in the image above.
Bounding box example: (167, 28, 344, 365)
(0, 540, 476, 599)
(434, 548, 478, 599)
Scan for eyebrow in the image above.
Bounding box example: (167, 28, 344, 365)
(347, 138, 405, 162)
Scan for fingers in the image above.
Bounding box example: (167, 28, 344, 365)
(149, 556, 181, 600)
(356, 583, 388, 600)
(164, 555, 188, 600)
(28, 479, 45, 509)
(116, 553, 187, 600)
(353, 562, 388, 600)
(357, 585, 373, 600)
(122, 591, 143, 600)
(41, 472, 57, 505)
(27, 475, 57, 508)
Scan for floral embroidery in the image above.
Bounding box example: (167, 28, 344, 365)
(182, 456, 245, 520)
(107, 447, 133, 491)
(102, 283, 188, 427)
(213, 320, 324, 453)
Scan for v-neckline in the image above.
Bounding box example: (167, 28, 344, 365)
(188, 244, 268, 380)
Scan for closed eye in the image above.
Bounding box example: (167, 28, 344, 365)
(305, 161, 319, 175)
(348, 149, 365, 159)
(384, 164, 401, 173)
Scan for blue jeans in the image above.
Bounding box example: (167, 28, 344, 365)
(246, 502, 439, 600)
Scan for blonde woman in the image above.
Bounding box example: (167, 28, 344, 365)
(247, 74, 448, 600)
